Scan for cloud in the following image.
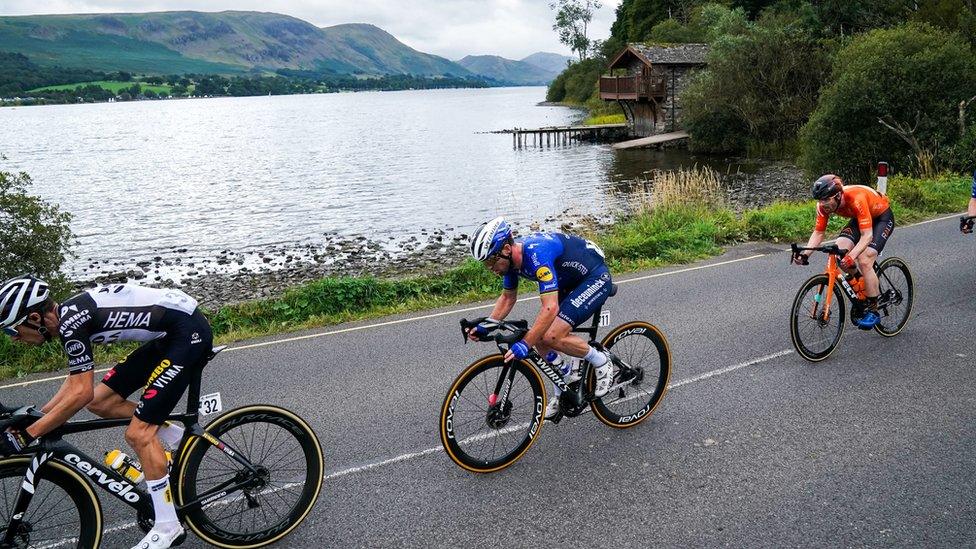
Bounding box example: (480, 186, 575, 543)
(0, 0, 622, 60)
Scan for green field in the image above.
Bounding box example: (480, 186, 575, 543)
(27, 80, 174, 94)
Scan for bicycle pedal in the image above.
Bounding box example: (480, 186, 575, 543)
(171, 530, 188, 547)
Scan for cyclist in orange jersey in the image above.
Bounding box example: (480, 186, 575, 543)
(794, 174, 894, 329)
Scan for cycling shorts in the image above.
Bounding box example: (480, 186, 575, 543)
(556, 268, 612, 327)
(100, 309, 213, 425)
(838, 208, 895, 254)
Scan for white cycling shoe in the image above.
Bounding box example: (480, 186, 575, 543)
(593, 362, 615, 398)
(131, 523, 185, 549)
(545, 395, 561, 419)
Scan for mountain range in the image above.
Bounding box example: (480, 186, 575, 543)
(0, 10, 572, 84)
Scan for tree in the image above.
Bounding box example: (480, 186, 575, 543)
(551, 0, 603, 60)
(799, 23, 976, 179)
(682, 13, 830, 153)
(0, 160, 73, 293)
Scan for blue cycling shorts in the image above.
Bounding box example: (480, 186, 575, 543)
(556, 269, 612, 327)
(971, 170, 976, 199)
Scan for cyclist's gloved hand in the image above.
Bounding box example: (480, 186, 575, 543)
(840, 254, 856, 270)
(509, 340, 530, 360)
(792, 253, 809, 266)
(961, 216, 974, 234)
(469, 318, 499, 340)
(0, 429, 33, 457)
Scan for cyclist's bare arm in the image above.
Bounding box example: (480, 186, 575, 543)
(488, 289, 518, 322)
(969, 198, 976, 217)
(801, 230, 826, 258)
(522, 291, 559, 348)
(26, 370, 94, 438)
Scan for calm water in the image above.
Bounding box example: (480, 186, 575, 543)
(0, 87, 735, 278)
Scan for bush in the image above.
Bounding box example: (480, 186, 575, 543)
(682, 15, 830, 154)
(799, 23, 976, 180)
(0, 162, 73, 296)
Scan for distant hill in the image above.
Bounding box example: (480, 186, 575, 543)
(456, 54, 560, 85)
(520, 52, 574, 74)
(0, 11, 474, 77)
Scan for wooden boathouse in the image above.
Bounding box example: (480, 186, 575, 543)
(600, 43, 709, 138)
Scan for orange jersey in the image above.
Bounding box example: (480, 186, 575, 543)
(815, 185, 890, 232)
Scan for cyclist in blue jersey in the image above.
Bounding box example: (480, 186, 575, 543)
(467, 217, 614, 419)
(961, 170, 976, 234)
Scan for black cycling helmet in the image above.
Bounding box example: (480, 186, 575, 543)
(812, 174, 843, 200)
(0, 275, 50, 330)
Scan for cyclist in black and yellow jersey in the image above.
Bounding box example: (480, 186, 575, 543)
(0, 276, 212, 549)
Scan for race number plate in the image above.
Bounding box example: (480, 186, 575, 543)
(599, 310, 610, 327)
(199, 392, 223, 415)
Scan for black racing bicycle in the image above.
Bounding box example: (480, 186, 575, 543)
(0, 346, 324, 548)
(789, 244, 914, 362)
(439, 284, 671, 473)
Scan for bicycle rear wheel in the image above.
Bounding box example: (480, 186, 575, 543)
(176, 405, 324, 548)
(440, 355, 546, 473)
(790, 274, 846, 362)
(0, 457, 102, 548)
(591, 321, 671, 428)
(874, 257, 914, 337)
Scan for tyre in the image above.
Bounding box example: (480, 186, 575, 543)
(790, 274, 846, 362)
(440, 355, 546, 473)
(176, 405, 324, 548)
(874, 257, 914, 337)
(0, 456, 102, 548)
(590, 321, 672, 428)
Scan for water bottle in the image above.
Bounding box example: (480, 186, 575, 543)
(104, 449, 145, 484)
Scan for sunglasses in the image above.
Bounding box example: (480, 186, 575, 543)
(484, 253, 509, 268)
(2, 317, 26, 337)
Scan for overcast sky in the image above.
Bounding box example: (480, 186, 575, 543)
(0, 0, 623, 60)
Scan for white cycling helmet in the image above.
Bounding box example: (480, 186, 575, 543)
(0, 275, 50, 329)
(470, 217, 512, 261)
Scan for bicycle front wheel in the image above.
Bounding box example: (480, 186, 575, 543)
(0, 456, 102, 548)
(874, 257, 914, 337)
(176, 405, 324, 548)
(790, 274, 846, 362)
(591, 321, 672, 428)
(440, 355, 546, 473)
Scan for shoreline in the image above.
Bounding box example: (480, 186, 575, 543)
(71, 160, 809, 309)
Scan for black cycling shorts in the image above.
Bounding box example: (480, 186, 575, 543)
(556, 269, 612, 327)
(838, 208, 895, 254)
(100, 309, 213, 425)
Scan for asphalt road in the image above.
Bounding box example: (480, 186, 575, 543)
(1, 213, 973, 548)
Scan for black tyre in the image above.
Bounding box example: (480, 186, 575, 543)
(176, 405, 324, 548)
(874, 257, 914, 337)
(790, 274, 846, 362)
(440, 355, 546, 473)
(0, 456, 102, 548)
(591, 321, 671, 428)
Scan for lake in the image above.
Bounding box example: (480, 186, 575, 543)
(0, 87, 741, 281)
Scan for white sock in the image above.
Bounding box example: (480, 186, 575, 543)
(157, 422, 184, 449)
(583, 346, 608, 368)
(147, 475, 179, 527)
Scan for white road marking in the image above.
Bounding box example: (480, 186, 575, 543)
(54, 348, 795, 542)
(0, 253, 768, 390)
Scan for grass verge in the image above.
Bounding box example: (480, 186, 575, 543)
(0, 173, 969, 381)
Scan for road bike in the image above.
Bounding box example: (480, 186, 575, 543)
(439, 284, 671, 473)
(0, 346, 324, 548)
(789, 244, 914, 362)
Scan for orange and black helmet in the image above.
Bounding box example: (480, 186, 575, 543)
(812, 174, 843, 200)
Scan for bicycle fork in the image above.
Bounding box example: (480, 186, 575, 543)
(1, 453, 53, 546)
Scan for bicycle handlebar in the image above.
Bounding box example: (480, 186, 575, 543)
(459, 318, 529, 346)
(790, 243, 846, 264)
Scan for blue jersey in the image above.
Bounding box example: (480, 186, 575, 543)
(503, 233, 608, 294)
(971, 169, 976, 199)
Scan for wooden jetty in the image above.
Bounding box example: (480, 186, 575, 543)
(495, 123, 627, 148)
(612, 130, 690, 150)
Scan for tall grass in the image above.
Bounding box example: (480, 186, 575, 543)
(632, 166, 727, 211)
